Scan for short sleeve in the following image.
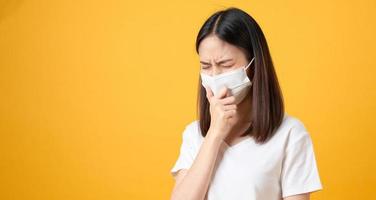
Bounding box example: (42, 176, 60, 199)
(281, 124, 323, 198)
(170, 124, 197, 178)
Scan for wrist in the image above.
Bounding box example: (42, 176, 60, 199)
(206, 129, 225, 143)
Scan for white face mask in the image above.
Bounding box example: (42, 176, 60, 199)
(200, 57, 255, 104)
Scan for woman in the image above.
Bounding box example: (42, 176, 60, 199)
(170, 7, 323, 200)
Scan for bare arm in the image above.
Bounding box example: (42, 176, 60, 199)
(170, 130, 224, 200)
(170, 87, 238, 200)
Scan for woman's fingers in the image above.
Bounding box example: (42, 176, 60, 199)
(204, 86, 238, 120)
(223, 104, 237, 111)
(206, 86, 237, 115)
(217, 86, 229, 99)
(219, 95, 236, 105)
(205, 86, 230, 103)
(205, 86, 214, 102)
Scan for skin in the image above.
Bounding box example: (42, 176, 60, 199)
(170, 34, 310, 200)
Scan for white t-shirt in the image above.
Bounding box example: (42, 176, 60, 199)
(170, 113, 323, 199)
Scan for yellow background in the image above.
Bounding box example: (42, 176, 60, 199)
(0, 0, 375, 199)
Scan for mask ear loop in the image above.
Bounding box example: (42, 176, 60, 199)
(244, 57, 255, 71)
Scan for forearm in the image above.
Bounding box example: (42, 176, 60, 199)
(171, 130, 224, 200)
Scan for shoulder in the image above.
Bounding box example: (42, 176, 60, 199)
(181, 120, 203, 145)
(282, 113, 309, 135)
(279, 113, 312, 150)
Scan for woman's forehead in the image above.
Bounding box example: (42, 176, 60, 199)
(198, 36, 244, 62)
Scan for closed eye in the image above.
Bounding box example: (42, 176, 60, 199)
(223, 64, 233, 68)
(201, 65, 210, 69)
(199, 59, 234, 70)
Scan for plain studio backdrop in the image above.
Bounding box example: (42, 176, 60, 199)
(0, 0, 375, 199)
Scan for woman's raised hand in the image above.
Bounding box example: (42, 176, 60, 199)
(204, 86, 239, 141)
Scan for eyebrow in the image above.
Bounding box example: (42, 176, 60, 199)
(200, 58, 234, 65)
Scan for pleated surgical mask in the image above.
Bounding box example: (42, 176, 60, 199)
(200, 57, 255, 104)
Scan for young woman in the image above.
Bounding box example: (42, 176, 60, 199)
(170, 7, 323, 200)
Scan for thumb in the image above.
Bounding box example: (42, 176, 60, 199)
(218, 86, 229, 99)
(204, 86, 214, 100)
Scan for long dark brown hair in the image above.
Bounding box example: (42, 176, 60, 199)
(196, 7, 285, 144)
